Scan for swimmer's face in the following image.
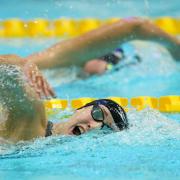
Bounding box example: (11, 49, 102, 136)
(55, 105, 114, 136)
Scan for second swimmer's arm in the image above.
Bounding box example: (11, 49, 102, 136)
(27, 18, 180, 69)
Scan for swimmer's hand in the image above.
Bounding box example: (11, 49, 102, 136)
(23, 62, 56, 99)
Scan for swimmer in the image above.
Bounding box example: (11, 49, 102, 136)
(26, 17, 179, 74)
(0, 61, 128, 141)
(0, 17, 180, 142)
(1, 18, 179, 72)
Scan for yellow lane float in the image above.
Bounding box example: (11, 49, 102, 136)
(3, 19, 26, 37)
(159, 96, 180, 113)
(54, 18, 77, 37)
(28, 19, 53, 37)
(71, 97, 96, 109)
(44, 96, 180, 113)
(155, 17, 180, 35)
(78, 18, 101, 34)
(131, 96, 158, 111)
(44, 99, 68, 109)
(0, 17, 179, 38)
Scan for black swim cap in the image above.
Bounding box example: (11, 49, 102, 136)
(78, 99, 128, 131)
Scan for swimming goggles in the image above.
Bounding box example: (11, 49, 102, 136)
(91, 104, 106, 128)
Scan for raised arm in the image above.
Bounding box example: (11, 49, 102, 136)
(0, 64, 47, 141)
(0, 56, 55, 99)
(27, 18, 180, 69)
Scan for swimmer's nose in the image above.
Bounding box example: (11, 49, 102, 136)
(87, 124, 91, 129)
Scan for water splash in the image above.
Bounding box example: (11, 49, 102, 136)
(0, 107, 179, 157)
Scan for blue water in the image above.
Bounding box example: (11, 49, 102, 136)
(0, 1, 180, 180)
(0, 0, 179, 19)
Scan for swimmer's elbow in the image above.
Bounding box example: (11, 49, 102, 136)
(127, 18, 151, 36)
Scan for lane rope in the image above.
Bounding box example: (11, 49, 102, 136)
(0, 17, 179, 38)
(44, 96, 180, 113)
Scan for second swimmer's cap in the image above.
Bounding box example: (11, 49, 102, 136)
(79, 99, 128, 131)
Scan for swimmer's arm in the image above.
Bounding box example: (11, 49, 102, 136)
(0, 69, 47, 141)
(27, 18, 180, 69)
(0, 58, 56, 99)
(27, 20, 137, 68)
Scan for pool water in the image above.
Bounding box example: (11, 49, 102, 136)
(0, 1, 180, 180)
(0, 0, 179, 19)
(0, 108, 180, 180)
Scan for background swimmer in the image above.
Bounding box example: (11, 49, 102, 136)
(27, 17, 179, 73)
(83, 47, 142, 75)
(1, 18, 179, 74)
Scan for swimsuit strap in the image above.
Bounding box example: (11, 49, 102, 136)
(45, 121, 53, 137)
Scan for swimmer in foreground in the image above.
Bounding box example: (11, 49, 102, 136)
(0, 62, 127, 142)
